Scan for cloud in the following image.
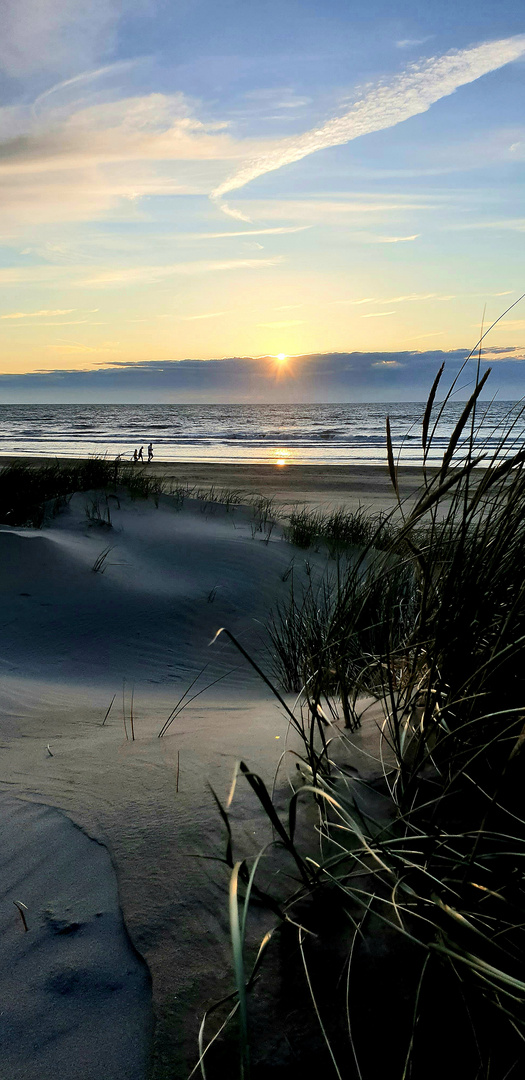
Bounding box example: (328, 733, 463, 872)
(212, 36, 525, 202)
(366, 234, 420, 243)
(361, 311, 396, 318)
(447, 218, 525, 232)
(0, 0, 124, 77)
(0, 94, 243, 175)
(0, 308, 75, 319)
(32, 60, 141, 114)
(0, 91, 252, 229)
(331, 291, 510, 306)
(396, 38, 432, 49)
(8, 320, 103, 327)
(2, 349, 523, 404)
(352, 294, 436, 305)
(243, 88, 312, 110)
(217, 202, 253, 223)
(211, 197, 436, 228)
(480, 345, 525, 360)
(79, 256, 283, 287)
(186, 226, 310, 239)
(0, 257, 282, 288)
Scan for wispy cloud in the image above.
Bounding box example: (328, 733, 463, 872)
(0, 257, 282, 288)
(51, 339, 120, 353)
(212, 36, 525, 203)
(217, 198, 435, 221)
(0, 308, 75, 319)
(361, 310, 397, 318)
(396, 38, 432, 49)
(366, 233, 420, 243)
(185, 225, 310, 239)
(32, 60, 140, 114)
(243, 88, 312, 110)
(447, 218, 525, 232)
(332, 293, 443, 305)
(8, 319, 103, 327)
(80, 257, 283, 287)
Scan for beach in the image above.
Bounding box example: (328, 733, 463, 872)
(0, 459, 451, 1077)
(0, 456, 442, 512)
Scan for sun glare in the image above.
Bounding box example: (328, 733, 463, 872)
(276, 353, 286, 361)
(274, 448, 290, 467)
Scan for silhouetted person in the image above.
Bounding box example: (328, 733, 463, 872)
(148, 443, 153, 462)
(138, 446, 144, 461)
(133, 449, 138, 463)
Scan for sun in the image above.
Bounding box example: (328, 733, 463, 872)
(276, 353, 286, 362)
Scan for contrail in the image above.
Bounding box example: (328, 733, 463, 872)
(212, 35, 525, 205)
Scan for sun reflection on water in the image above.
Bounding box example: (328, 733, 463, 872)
(273, 448, 291, 467)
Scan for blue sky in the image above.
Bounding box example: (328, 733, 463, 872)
(0, 0, 524, 401)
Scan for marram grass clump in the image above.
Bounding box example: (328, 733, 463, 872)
(199, 362, 525, 1080)
(0, 456, 168, 527)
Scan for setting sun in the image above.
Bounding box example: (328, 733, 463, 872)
(277, 354, 287, 362)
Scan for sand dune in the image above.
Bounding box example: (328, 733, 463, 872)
(0, 795, 152, 1080)
(0, 489, 336, 1077)
(0, 492, 319, 688)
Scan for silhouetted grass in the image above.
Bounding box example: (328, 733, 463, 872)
(200, 359, 525, 1080)
(0, 456, 171, 526)
(284, 504, 399, 555)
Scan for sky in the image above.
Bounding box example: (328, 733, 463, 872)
(0, 0, 524, 402)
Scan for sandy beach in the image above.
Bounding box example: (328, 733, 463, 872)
(0, 456, 444, 513)
(0, 459, 442, 1077)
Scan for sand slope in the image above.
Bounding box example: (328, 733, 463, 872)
(0, 795, 152, 1080)
(0, 491, 331, 1077)
(0, 492, 314, 688)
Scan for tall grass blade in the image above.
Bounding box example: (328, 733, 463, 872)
(229, 862, 250, 1079)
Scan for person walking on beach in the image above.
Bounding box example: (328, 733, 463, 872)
(133, 449, 138, 463)
(147, 443, 153, 462)
(138, 446, 144, 461)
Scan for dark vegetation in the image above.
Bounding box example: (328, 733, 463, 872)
(284, 504, 397, 554)
(0, 457, 278, 534)
(0, 457, 166, 527)
(200, 364, 525, 1080)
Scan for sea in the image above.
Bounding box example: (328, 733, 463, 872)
(0, 401, 523, 467)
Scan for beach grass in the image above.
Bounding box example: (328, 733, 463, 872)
(0, 456, 168, 526)
(199, 363, 525, 1079)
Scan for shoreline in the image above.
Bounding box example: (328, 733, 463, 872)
(0, 455, 453, 513)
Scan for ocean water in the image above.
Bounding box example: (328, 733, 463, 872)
(0, 401, 523, 466)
